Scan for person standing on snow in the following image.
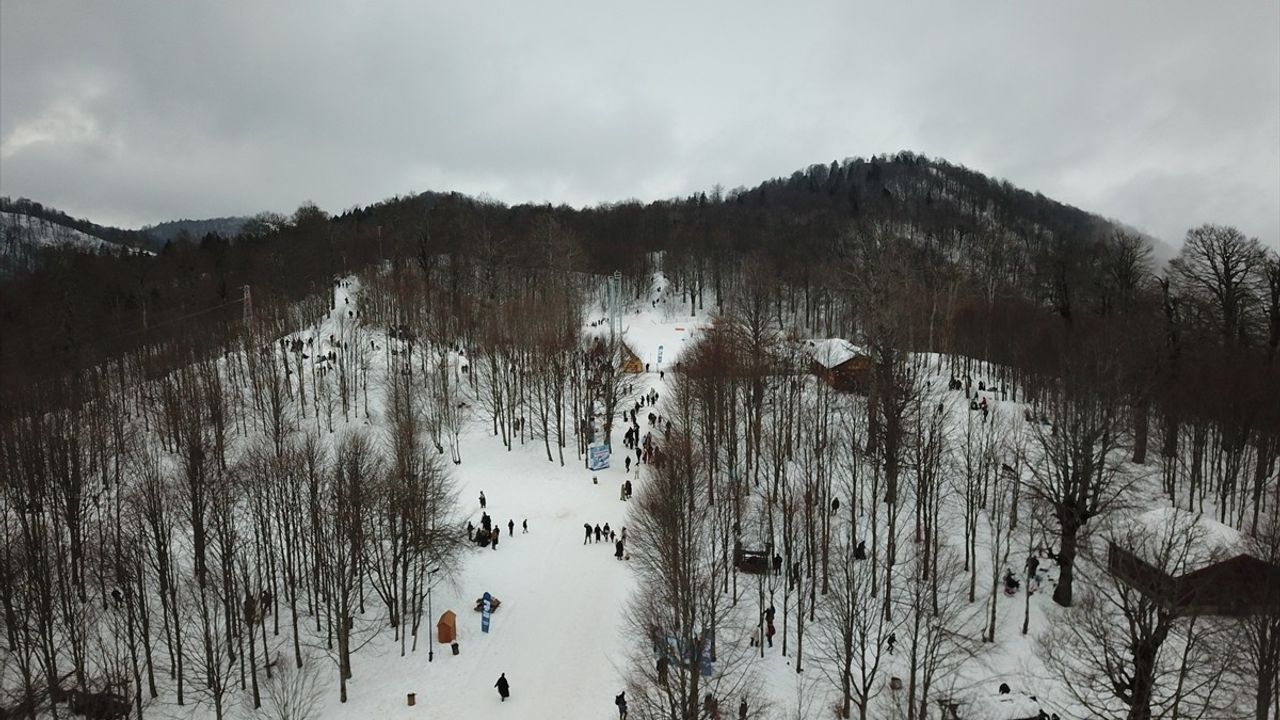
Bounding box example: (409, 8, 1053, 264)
(479, 491, 486, 509)
(494, 673, 510, 702)
(522, 519, 528, 534)
(508, 519, 515, 537)
(765, 621, 775, 648)
(491, 528, 499, 550)
(616, 691, 629, 719)
(615, 539, 625, 560)
(595, 524, 603, 543)
(584, 523, 593, 545)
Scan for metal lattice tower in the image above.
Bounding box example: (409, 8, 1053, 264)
(608, 271, 622, 344)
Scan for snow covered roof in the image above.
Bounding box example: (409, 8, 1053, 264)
(804, 338, 864, 369)
(1128, 508, 1242, 575)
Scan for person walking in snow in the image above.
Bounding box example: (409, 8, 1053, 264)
(508, 519, 515, 537)
(467, 521, 475, 540)
(625, 456, 632, 472)
(595, 524, 603, 543)
(604, 522, 611, 537)
(494, 673, 510, 702)
(615, 539, 625, 560)
(887, 632, 896, 654)
(765, 621, 775, 648)
(479, 491, 486, 509)
(491, 528, 499, 550)
(749, 626, 760, 647)
(522, 519, 528, 534)
(616, 691, 628, 719)
(584, 523, 593, 545)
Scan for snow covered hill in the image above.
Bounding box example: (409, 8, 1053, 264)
(0, 210, 143, 275)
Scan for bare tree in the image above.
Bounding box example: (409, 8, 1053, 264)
(1024, 381, 1132, 607)
(1041, 510, 1235, 720)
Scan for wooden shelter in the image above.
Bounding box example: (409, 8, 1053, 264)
(620, 342, 643, 374)
(804, 339, 871, 393)
(436, 610, 457, 644)
(1108, 543, 1280, 617)
(733, 539, 771, 574)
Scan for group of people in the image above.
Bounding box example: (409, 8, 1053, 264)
(1005, 553, 1049, 595)
(748, 604, 778, 649)
(584, 522, 628, 559)
(467, 493, 528, 550)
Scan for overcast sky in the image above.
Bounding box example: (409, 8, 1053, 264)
(1, 2, 1277, 250)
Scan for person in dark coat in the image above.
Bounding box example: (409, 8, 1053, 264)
(831, 497, 840, 515)
(765, 604, 776, 623)
(765, 622, 775, 648)
(584, 523, 593, 545)
(595, 524, 603, 543)
(739, 699, 748, 720)
(772, 554, 782, 575)
(854, 540, 867, 560)
(615, 539, 625, 560)
(479, 491, 487, 509)
(522, 519, 528, 534)
(495, 673, 510, 701)
(467, 521, 475, 540)
(626, 456, 632, 472)
(616, 691, 628, 719)
(491, 528, 499, 550)
(508, 519, 515, 537)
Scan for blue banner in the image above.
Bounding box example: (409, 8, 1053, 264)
(588, 444, 610, 470)
(482, 592, 491, 633)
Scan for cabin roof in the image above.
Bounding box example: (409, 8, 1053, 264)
(803, 338, 864, 369)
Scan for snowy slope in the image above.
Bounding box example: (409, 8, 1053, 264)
(0, 210, 118, 254)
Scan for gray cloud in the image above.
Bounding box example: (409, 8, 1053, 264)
(1, 1, 1276, 250)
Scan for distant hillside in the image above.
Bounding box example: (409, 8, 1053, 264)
(0, 199, 153, 277)
(142, 216, 251, 244)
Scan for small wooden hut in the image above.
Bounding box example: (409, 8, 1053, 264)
(805, 339, 871, 393)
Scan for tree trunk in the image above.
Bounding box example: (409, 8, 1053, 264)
(1053, 522, 1079, 607)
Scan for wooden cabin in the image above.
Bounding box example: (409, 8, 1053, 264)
(805, 339, 871, 393)
(1109, 544, 1280, 617)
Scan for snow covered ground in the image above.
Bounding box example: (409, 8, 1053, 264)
(282, 279, 1070, 720)
(26, 271, 1196, 720)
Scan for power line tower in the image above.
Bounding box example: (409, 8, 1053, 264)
(607, 271, 622, 345)
(242, 285, 253, 334)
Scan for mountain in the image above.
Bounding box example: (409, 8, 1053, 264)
(0, 152, 1174, 387)
(142, 216, 253, 244)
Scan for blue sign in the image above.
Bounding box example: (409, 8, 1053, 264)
(588, 444, 610, 471)
(482, 592, 491, 633)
